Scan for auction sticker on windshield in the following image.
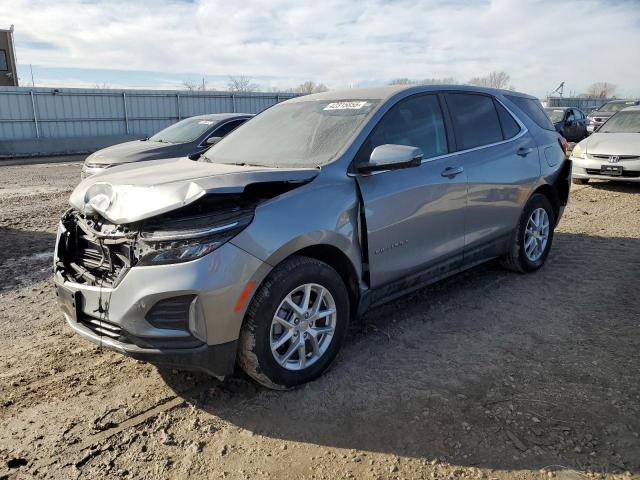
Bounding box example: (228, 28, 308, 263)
(198, 121, 214, 125)
(324, 101, 369, 111)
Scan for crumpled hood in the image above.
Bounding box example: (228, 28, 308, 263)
(70, 157, 319, 224)
(584, 132, 640, 156)
(86, 140, 185, 166)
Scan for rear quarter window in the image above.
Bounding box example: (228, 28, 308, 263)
(446, 93, 503, 150)
(506, 95, 555, 131)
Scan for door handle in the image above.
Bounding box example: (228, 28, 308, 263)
(517, 147, 533, 157)
(441, 166, 464, 178)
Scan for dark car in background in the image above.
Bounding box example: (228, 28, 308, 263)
(81, 113, 253, 178)
(544, 107, 588, 142)
(587, 100, 640, 134)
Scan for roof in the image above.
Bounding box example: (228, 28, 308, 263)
(187, 113, 254, 121)
(287, 84, 537, 103)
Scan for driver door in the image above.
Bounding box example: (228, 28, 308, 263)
(354, 94, 467, 289)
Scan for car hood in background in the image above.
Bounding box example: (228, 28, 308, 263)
(584, 132, 640, 156)
(69, 157, 319, 224)
(86, 140, 189, 166)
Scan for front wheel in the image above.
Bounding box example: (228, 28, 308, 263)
(501, 193, 556, 273)
(237, 256, 350, 389)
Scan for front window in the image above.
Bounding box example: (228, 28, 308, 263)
(599, 111, 640, 133)
(150, 117, 218, 144)
(546, 109, 566, 123)
(202, 100, 380, 168)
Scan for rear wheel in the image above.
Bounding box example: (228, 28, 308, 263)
(237, 256, 349, 389)
(572, 178, 589, 185)
(501, 193, 555, 273)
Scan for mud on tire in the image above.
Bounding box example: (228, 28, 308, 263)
(501, 193, 556, 273)
(237, 255, 350, 389)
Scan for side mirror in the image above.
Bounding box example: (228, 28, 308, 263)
(206, 136, 223, 146)
(357, 144, 424, 173)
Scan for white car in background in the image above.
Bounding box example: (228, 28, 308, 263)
(571, 106, 640, 184)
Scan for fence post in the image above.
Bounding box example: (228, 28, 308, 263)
(30, 90, 40, 138)
(276, 94, 280, 103)
(231, 94, 236, 113)
(122, 92, 130, 134)
(176, 93, 181, 120)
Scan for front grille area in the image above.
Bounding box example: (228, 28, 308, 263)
(78, 313, 124, 340)
(585, 169, 640, 178)
(588, 154, 640, 161)
(145, 295, 196, 330)
(57, 213, 134, 288)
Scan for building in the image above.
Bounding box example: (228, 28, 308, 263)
(0, 25, 18, 87)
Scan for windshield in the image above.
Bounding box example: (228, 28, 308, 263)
(599, 111, 640, 133)
(202, 99, 380, 168)
(150, 117, 217, 144)
(597, 102, 636, 113)
(545, 109, 565, 123)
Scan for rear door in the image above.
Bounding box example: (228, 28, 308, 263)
(355, 94, 467, 288)
(443, 92, 540, 264)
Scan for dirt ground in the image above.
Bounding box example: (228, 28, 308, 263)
(0, 159, 638, 480)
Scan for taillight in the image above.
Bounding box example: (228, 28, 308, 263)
(558, 136, 569, 155)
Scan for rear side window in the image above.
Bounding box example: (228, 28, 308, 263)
(212, 119, 246, 138)
(506, 95, 555, 131)
(355, 94, 448, 164)
(495, 101, 521, 139)
(446, 93, 503, 150)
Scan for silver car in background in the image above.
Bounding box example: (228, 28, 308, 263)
(571, 106, 640, 184)
(54, 85, 571, 389)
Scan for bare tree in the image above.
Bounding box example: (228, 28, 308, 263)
(182, 81, 198, 91)
(389, 78, 413, 85)
(227, 75, 259, 92)
(468, 71, 513, 90)
(389, 77, 457, 86)
(418, 77, 457, 85)
(295, 81, 329, 94)
(182, 79, 209, 91)
(586, 82, 616, 98)
(93, 82, 111, 89)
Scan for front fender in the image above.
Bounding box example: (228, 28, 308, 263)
(230, 177, 363, 280)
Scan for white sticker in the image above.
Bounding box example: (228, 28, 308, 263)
(553, 109, 564, 112)
(324, 101, 368, 111)
(198, 120, 214, 125)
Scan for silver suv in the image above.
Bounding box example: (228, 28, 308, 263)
(54, 85, 571, 389)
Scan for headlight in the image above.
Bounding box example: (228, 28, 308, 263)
(135, 214, 252, 266)
(572, 143, 585, 159)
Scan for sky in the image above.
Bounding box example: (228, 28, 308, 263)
(5, 0, 640, 98)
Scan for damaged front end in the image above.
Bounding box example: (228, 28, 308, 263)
(55, 194, 257, 288)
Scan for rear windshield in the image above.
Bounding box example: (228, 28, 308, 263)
(506, 95, 555, 131)
(150, 117, 218, 144)
(597, 101, 637, 113)
(599, 111, 640, 133)
(545, 109, 565, 123)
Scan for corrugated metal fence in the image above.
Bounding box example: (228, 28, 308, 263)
(0, 86, 296, 141)
(545, 96, 613, 112)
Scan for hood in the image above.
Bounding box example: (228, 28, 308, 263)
(69, 157, 319, 224)
(584, 132, 640, 156)
(86, 140, 187, 166)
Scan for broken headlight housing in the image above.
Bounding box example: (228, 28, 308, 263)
(136, 213, 252, 266)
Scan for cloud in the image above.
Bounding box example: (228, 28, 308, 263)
(6, 0, 640, 96)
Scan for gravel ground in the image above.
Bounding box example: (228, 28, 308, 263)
(0, 160, 638, 480)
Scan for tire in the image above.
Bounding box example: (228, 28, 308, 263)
(501, 193, 556, 273)
(237, 255, 350, 389)
(572, 178, 589, 185)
